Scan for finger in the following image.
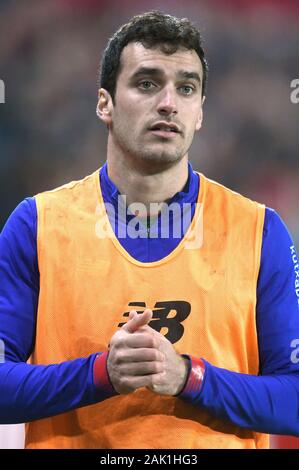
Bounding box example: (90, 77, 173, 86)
(122, 308, 153, 333)
(119, 374, 161, 393)
(119, 361, 164, 376)
(117, 348, 164, 363)
(125, 331, 159, 349)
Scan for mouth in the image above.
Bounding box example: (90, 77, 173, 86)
(148, 122, 182, 139)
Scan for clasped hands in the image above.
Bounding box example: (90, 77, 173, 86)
(107, 309, 189, 396)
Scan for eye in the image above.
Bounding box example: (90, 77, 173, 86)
(179, 85, 195, 95)
(138, 81, 156, 91)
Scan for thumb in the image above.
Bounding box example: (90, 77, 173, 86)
(123, 308, 153, 333)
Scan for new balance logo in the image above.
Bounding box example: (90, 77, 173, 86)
(118, 301, 191, 343)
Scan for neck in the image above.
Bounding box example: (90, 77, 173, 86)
(106, 144, 189, 217)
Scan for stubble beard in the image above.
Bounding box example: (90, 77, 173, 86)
(115, 129, 187, 171)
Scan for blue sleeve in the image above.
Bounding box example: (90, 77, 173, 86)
(257, 208, 299, 375)
(184, 208, 299, 435)
(0, 199, 108, 424)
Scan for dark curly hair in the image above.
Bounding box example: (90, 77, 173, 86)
(99, 11, 208, 102)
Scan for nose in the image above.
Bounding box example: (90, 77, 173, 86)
(156, 87, 178, 116)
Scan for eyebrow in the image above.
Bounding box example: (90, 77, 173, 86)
(130, 67, 201, 85)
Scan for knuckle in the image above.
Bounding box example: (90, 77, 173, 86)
(155, 350, 164, 362)
(117, 336, 127, 348)
(119, 376, 126, 386)
(148, 375, 157, 388)
(110, 330, 122, 343)
(149, 336, 156, 348)
(115, 351, 126, 364)
(147, 351, 156, 361)
(112, 352, 121, 365)
(155, 362, 164, 373)
(119, 377, 129, 389)
(152, 372, 163, 385)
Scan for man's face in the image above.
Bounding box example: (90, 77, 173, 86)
(100, 42, 204, 168)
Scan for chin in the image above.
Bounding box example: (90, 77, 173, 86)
(138, 149, 183, 164)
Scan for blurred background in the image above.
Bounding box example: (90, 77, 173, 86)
(0, 0, 298, 449)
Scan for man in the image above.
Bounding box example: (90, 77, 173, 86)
(0, 11, 299, 449)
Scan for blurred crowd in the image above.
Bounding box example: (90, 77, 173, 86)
(0, 0, 298, 251)
(0, 0, 298, 450)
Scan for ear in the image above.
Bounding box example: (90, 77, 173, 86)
(96, 88, 113, 126)
(195, 96, 205, 131)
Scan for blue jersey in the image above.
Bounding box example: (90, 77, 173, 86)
(0, 162, 299, 435)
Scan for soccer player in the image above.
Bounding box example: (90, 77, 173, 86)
(0, 11, 299, 449)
